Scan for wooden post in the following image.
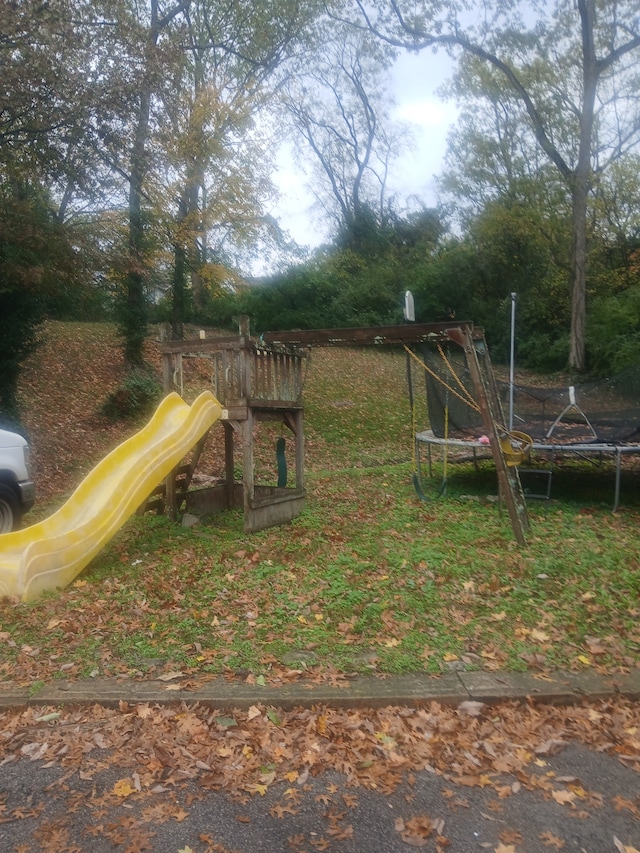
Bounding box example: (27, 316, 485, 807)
(242, 409, 255, 529)
(162, 351, 172, 393)
(224, 422, 236, 508)
(165, 469, 177, 520)
(285, 410, 305, 491)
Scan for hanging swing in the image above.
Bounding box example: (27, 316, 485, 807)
(499, 430, 533, 467)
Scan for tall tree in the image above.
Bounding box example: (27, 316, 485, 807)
(279, 20, 402, 251)
(122, 0, 317, 346)
(156, 0, 309, 335)
(0, 181, 81, 422)
(0, 0, 135, 412)
(119, 0, 191, 367)
(348, 0, 640, 370)
(438, 55, 570, 228)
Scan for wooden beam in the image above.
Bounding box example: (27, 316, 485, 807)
(262, 322, 480, 347)
(158, 335, 247, 355)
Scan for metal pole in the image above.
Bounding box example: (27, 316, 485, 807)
(509, 292, 516, 432)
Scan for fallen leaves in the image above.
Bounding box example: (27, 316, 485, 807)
(113, 779, 137, 798)
(534, 738, 567, 756)
(394, 814, 448, 848)
(540, 830, 565, 848)
(269, 802, 300, 819)
(0, 694, 640, 852)
(1, 697, 639, 840)
(157, 671, 185, 682)
(614, 838, 640, 853)
(2, 697, 637, 806)
(551, 788, 576, 807)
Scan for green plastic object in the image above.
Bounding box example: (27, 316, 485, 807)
(276, 437, 287, 488)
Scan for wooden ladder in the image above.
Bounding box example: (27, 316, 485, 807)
(448, 326, 530, 546)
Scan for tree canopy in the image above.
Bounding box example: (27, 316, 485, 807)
(345, 0, 640, 370)
(4, 0, 640, 420)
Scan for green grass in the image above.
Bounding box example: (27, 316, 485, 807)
(2, 338, 640, 685)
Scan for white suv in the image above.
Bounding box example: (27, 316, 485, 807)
(0, 429, 35, 533)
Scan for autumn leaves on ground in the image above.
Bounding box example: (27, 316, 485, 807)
(1, 321, 640, 853)
(2, 698, 640, 852)
(4, 321, 640, 684)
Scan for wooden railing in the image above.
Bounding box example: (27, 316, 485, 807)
(160, 334, 307, 409)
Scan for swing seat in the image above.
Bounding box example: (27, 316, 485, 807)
(500, 431, 533, 467)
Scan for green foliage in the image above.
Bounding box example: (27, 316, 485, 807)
(242, 183, 640, 377)
(100, 370, 163, 422)
(0, 287, 42, 426)
(0, 180, 79, 421)
(516, 330, 570, 373)
(411, 199, 573, 366)
(151, 276, 242, 334)
(587, 285, 640, 373)
(243, 207, 445, 333)
(412, 238, 480, 323)
(240, 260, 342, 332)
(192, 285, 242, 331)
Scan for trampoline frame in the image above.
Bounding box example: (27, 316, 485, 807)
(415, 429, 639, 512)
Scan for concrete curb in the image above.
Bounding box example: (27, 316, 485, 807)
(1, 669, 639, 712)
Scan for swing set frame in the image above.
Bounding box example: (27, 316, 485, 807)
(264, 321, 532, 546)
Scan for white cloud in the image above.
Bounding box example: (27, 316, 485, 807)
(394, 98, 455, 129)
(388, 98, 458, 202)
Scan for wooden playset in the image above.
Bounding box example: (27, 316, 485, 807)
(154, 317, 307, 533)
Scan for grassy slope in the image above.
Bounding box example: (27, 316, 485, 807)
(1, 322, 639, 688)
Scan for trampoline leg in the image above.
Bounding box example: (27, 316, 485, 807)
(614, 451, 621, 513)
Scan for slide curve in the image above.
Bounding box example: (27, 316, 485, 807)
(0, 391, 222, 602)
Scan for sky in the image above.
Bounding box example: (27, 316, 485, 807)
(271, 49, 458, 251)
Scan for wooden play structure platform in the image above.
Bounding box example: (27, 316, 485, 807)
(155, 318, 307, 533)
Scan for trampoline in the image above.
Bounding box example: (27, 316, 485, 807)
(411, 343, 640, 511)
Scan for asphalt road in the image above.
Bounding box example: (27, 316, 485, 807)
(2, 741, 639, 852)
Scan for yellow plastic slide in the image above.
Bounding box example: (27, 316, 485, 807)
(0, 391, 222, 602)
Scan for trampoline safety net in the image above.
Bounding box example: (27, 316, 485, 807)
(419, 344, 640, 446)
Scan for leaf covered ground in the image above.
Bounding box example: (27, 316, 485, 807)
(2, 322, 640, 853)
(3, 321, 640, 685)
(1, 697, 640, 852)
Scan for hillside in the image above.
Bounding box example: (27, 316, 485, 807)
(16, 322, 415, 512)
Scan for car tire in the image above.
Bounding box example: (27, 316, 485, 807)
(0, 483, 20, 533)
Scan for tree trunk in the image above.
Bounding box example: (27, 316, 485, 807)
(568, 0, 598, 372)
(124, 0, 159, 370)
(124, 0, 191, 365)
(124, 82, 152, 368)
(568, 179, 589, 372)
(172, 196, 188, 340)
(186, 166, 206, 313)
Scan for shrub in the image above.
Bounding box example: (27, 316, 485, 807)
(101, 370, 163, 422)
